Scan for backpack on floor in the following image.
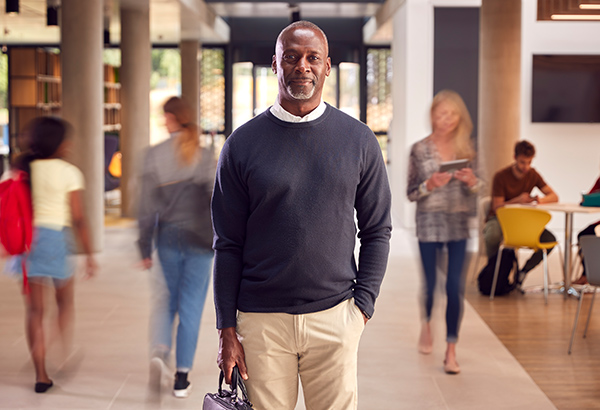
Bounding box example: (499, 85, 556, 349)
(477, 248, 517, 296)
(0, 170, 33, 294)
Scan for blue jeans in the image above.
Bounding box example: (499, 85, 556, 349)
(152, 224, 213, 372)
(418, 240, 467, 343)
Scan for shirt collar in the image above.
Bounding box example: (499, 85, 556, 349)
(270, 98, 327, 123)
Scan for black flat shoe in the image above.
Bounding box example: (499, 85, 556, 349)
(35, 381, 53, 393)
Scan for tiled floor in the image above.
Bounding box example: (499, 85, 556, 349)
(0, 223, 556, 409)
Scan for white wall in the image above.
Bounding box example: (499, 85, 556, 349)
(389, 0, 480, 229)
(389, 0, 600, 235)
(521, 2, 600, 232)
(389, 0, 435, 229)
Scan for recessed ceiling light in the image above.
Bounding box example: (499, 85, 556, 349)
(551, 14, 600, 20)
(580, 4, 600, 9)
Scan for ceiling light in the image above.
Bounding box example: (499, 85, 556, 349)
(551, 14, 600, 20)
(6, 0, 19, 15)
(47, 6, 58, 26)
(580, 4, 600, 9)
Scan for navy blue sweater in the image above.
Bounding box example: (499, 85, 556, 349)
(211, 104, 392, 329)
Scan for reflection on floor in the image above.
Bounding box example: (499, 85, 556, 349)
(0, 224, 555, 409)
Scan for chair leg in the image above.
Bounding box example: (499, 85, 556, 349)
(557, 246, 565, 283)
(543, 249, 549, 305)
(571, 244, 583, 283)
(555, 243, 575, 283)
(583, 287, 597, 338)
(490, 245, 504, 301)
(568, 284, 587, 354)
(557, 245, 564, 279)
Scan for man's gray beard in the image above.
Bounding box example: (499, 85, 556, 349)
(287, 84, 315, 100)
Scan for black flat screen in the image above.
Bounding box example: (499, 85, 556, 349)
(532, 55, 600, 123)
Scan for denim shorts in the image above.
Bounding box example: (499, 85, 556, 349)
(12, 226, 75, 281)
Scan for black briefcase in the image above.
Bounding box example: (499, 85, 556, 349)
(203, 366, 253, 409)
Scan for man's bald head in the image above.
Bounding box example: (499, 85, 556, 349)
(275, 20, 329, 57)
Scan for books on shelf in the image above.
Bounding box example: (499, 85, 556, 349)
(8, 48, 122, 157)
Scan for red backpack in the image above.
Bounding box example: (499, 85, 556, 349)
(0, 170, 33, 294)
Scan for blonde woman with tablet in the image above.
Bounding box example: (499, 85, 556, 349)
(407, 90, 480, 374)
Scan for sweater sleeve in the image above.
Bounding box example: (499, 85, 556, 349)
(407, 143, 427, 202)
(353, 132, 392, 319)
(211, 139, 249, 329)
(137, 148, 158, 260)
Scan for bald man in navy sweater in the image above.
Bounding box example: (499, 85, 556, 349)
(211, 20, 392, 410)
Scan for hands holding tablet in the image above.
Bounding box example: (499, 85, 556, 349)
(454, 167, 477, 188)
(426, 172, 453, 191)
(425, 161, 476, 192)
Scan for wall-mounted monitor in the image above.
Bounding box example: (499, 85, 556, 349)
(532, 55, 600, 123)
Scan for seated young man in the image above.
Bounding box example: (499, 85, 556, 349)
(483, 140, 559, 287)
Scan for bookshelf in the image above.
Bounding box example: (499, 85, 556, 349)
(8, 47, 62, 157)
(103, 64, 121, 132)
(7, 48, 122, 158)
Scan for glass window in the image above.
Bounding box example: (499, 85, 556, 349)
(366, 48, 392, 163)
(149, 49, 181, 145)
(231, 62, 362, 134)
(232, 62, 254, 131)
(252, 65, 338, 115)
(200, 48, 225, 134)
(323, 66, 338, 108)
(339, 63, 360, 120)
(254, 66, 277, 116)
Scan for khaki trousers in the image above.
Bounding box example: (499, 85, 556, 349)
(237, 298, 365, 410)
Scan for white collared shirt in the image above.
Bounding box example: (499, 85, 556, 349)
(270, 97, 327, 123)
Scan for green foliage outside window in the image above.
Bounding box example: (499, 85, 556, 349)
(151, 49, 180, 90)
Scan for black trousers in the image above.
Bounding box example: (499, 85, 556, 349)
(520, 229, 556, 274)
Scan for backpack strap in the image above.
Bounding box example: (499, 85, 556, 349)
(15, 171, 32, 295)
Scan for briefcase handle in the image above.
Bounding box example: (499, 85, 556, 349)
(218, 365, 250, 401)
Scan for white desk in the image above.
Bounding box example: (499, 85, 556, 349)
(536, 203, 600, 293)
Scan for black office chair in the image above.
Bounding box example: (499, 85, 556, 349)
(568, 235, 600, 354)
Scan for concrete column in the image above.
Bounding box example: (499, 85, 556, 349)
(61, 0, 103, 252)
(120, 4, 151, 217)
(180, 39, 200, 125)
(478, 0, 522, 182)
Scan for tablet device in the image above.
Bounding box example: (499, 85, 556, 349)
(439, 159, 469, 173)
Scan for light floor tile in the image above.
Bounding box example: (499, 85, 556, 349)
(0, 226, 556, 409)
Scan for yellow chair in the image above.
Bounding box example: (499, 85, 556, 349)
(490, 207, 558, 303)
